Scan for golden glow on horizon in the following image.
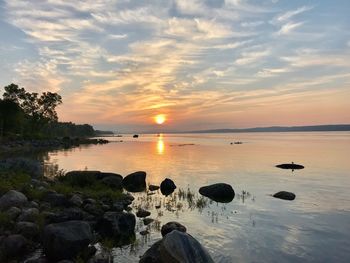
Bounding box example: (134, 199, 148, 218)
(154, 114, 166, 125)
(157, 134, 165, 155)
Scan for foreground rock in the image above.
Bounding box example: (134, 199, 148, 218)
(161, 221, 187, 237)
(122, 171, 146, 192)
(273, 191, 296, 201)
(43, 220, 94, 261)
(0, 234, 29, 260)
(140, 230, 214, 263)
(95, 211, 136, 245)
(276, 163, 304, 170)
(160, 178, 176, 196)
(0, 190, 28, 211)
(149, 185, 160, 191)
(199, 183, 235, 203)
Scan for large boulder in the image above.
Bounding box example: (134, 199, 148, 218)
(276, 163, 304, 170)
(101, 176, 123, 189)
(161, 221, 187, 237)
(17, 208, 39, 222)
(122, 171, 146, 192)
(273, 191, 296, 201)
(140, 230, 214, 263)
(0, 190, 28, 211)
(160, 178, 176, 196)
(95, 211, 136, 245)
(96, 172, 123, 180)
(0, 234, 29, 259)
(42, 220, 94, 261)
(199, 183, 235, 203)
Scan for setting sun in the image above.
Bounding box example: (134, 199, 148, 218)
(154, 114, 166, 125)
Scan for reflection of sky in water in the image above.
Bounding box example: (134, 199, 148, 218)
(44, 132, 350, 262)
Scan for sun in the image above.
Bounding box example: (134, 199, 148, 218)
(154, 114, 166, 125)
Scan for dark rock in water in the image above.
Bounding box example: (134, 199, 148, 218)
(149, 185, 160, 191)
(0, 190, 28, 211)
(273, 191, 296, 201)
(96, 172, 123, 180)
(143, 218, 154, 226)
(102, 176, 123, 189)
(140, 230, 214, 263)
(136, 208, 151, 218)
(161, 221, 187, 237)
(42, 220, 93, 261)
(276, 163, 304, 170)
(15, 221, 39, 240)
(133, 134, 139, 138)
(95, 212, 136, 245)
(0, 234, 29, 259)
(122, 171, 146, 192)
(160, 178, 176, 196)
(199, 183, 235, 203)
(44, 192, 68, 207)
(140, 230, 149, 236)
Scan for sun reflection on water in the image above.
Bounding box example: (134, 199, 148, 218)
(156, 134, 165, 155)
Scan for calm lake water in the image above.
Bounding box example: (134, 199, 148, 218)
(44, 132, 350, 262)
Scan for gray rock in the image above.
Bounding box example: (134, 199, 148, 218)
(273, 191, 296, 201)
(199, 183, 235, 203)
(143, 218, 154, 226)
(84, 203, 103, 216)
(95, 212, 135, 245)
(17, 208, 39, 222)
(15, 221, 39, 240)
(27, 201, 39, 209)
(160, 178, 176, 196)
(136, 208, 151, 218)
(102, 176, 123, 189)
(42, 220, 93, 261)
(113, 202, 124, 212)
(44, 192, 68, 207)
(6, 206, 21, 220)
(122, 171, 146, 192)
(140, 230, 214, 263)
(161, 221, 186, 237)
(0, 190, 28, 211)
(69, 194, 83, 207)
(0, 234, 29, 259)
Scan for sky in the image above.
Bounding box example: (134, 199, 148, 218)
(0, 0, 349, 132)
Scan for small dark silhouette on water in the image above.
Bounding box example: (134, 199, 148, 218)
(273, 191, 296, 201)
(133, 134, 139, 138)
(276, 162, 304, 171)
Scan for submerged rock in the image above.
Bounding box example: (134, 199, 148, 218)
(0, 190, 28, 211)
(273, 191, 296, 201)
(140, 230, 214, 263)
(199, 183, 235, 203)
(42, 220, 93, 261)
(276, 163, 304, 170)
(136, 208, 151, 218)
(161, 221, 187, 237)
(143, 218, 154, 226)
(122, 171, 146, 192)
(149, 185, 160, 191)
(160, 178, 176, 196)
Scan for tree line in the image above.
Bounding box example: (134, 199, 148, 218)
(0, 84, 96, 139)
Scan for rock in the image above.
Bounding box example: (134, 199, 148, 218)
(0, 234, 29, 259)
(101, 176, 123, 189)
(42, 220, 93, 261)
(6, 206, 21, 220)
(84, 203, 103, 216)
(273, 191, 296, 201)
(0, 190, 28, 211)
(161, 221, 187, 237)
(140, 230, 214, 263)
(69, 194, 83, 207)
(149, 185, 160, 191)
(133, 134, 139, 138)
(112, 202, 124, 212)
(44, 192, 68, 207)
(122, 171, 146, 192)
(45, 208, 88, 224)
(17, 208, 39, 222)
(143, 218, 154, 226)
(15, 221, 39, 240)
(136, 208, 151, 218)
(27, 201, 39, 209)
(84, 198, 97, 205)
(95, 212, 135, 245)
(276, 163, 304, 170)
(199, 183, 235, 203)
(96, 172, 123, 180)
(160, 178, 176, 196)
(140, 230, 149, 236)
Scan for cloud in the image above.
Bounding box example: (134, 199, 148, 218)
(234, 49, 270, 65)
(276, 6, 313, 22)
(277, 21, 304, 35)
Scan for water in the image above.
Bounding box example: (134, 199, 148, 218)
(44, 132, 350, 262)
